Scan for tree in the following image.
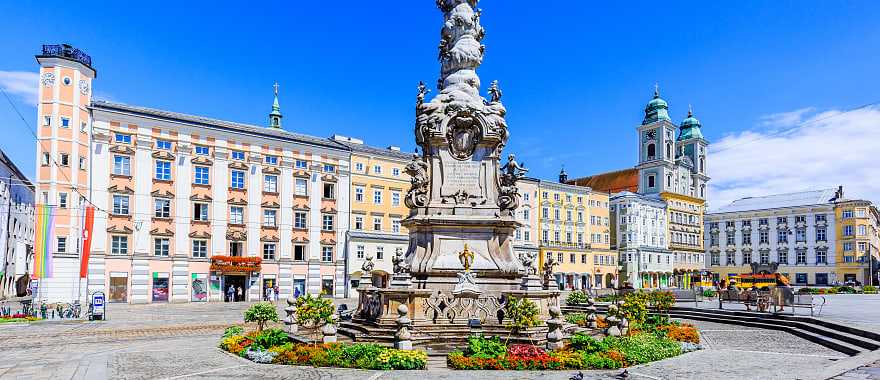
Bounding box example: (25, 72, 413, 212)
(244, 302, 279, 332)
(295, 293, 335, 345)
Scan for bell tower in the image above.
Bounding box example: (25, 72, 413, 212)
(636, 85, 676, 195)
(677, 105, 710, 199)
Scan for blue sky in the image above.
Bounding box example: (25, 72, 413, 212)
(2, 1, 879, 207)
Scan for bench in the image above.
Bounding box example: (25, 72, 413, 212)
(784, 294, 825, 316)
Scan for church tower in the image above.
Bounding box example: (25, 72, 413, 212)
(676, 105, 710, 199)
(268, 82, 282, 128)
(636, 86, 677, 195)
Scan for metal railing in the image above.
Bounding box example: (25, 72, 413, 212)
(40, 44, 93, 68)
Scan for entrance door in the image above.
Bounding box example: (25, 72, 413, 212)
(223, 275, 247, 302)
(293, 279, 306, 298)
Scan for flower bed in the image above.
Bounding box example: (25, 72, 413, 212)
(0, 314, 40, 324)
(219, 327, 427, 370)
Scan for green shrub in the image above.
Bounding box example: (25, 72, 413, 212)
(581, 352, 622, 369)
(565, 312, 586, 325)
(244, 302, 279, 332)
(465, 335, 507, 359)
(826, 288, 839, 295)
(386, 350, 428, 370)
(569, 332, 607, 354)
(566, 291, 590, 305)
(604, 333, 681, 365)
(295, 293, 335, 344)
(223, 325, 244, 338)
(597, 295, 619, 303)
(505, 298, 541, 333)
(621, 292, 649, 328)
(835, 286, 857, 294)
(798, 287, 814, 294)
(864, 285, 878, 294)
(253, 328, 288, 349)
(648, 291, 676, 315)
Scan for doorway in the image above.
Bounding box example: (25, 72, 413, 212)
(223, 275, 247, 302)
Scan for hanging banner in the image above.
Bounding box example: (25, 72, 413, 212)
(79, 206, 95, 278)
(33, 204, 55, 279)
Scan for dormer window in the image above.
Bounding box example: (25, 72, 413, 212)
(265, 155, 278, 165)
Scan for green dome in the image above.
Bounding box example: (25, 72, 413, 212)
(677, 107, 703, 141)
(642, 87, 670, 125)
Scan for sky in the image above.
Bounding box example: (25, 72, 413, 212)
(1, 1, 879, 210)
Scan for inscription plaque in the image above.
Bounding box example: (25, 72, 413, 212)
(442, 160, 482, 197)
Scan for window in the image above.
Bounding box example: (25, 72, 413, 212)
(858, 225, 867, 236)
(264, 155, 278, 165)
(817, 249, 827, 264)
(570, 253, 576, 263)
(742, 220, 751, 228)
(263, 209, 277, 227)
(843, 225, 854, 236)
(795, 273, 807, 285)
(815, 214, 826, 223)
(554, 209, 560, 220)
(57, 237, 67, 252)
(294, 245, 306, 261)
(524, 231, 530, 241)
(230, 206, 244, 224)
(195, 145, 210, 156)
(647, 174, 656, 188)
(111, 236, 129, 255)
(354, 216, 364, 230)
(646, 143, 656, 159)
(323, 183, 335, 199)
(711, 253, 720, 266)
(759, 218, 768, 226)
(355, 162, 364, 172)
(154, 238, 170, 256)
(372, 165, 382, 174)
(743, 252, 752, 264)
(554, 193, 559, 201)
(43, 116, 51, 126)
(113, 155, 131, 176)
(373, 189, 382, 204)
(373, 216, 382, 231)
(742, 232, 752, 245)
(156, 140, 171, 150)
(392, 192, 400, 206)
(231, 151, 245, 161)
(392, 219, 401, 233)
(193, 203, 209, 221)
(577, 212, 583, 223)
(842, 209, 854, 219)
(355, 186, 364, 202)
(856, 208, 866, 218)
(759, 230, 769, 244)
(843, 242, 854, 251)
(194, 166, 210, 185)
(321, 246, 333, 262)
(776, 250, 786, 264)
(295, 160, 308, 169)
(112, 195, 129, 215)
(263, 175, 278, 193)
(859, 242, 867, 252)
(777, 230, 788, 243)
(58, 193, 68, 208)
(726, 252, 735, 265)
(795, 228, 806, 242)
(115, 133, 131, 144)
(726, 233, 735, 246)
(376, 246, 384, 260)
(154, 198, 171, 218)
(523, 209, 530, 221)
(59, 153, 69, 166)
(566, 210, 572, 221)
(192, 240, 207, 258)
(795, 215, 806, 224)
(230, 170, 245, 189)
(323, 164, 336, 173)
(41, 152, 50, 166)
(263, 243, 276, 260)
(542, 208, 549, 219)
(844, 255, 855, 263)
(154, 160, 171, 180)
(294, 212, 308, 229)
(322, 214, 334, 231)
(524, 193, 530, 202)
(392, 168, 400, 176)
(777, 217, 787, 225)
(796, 250, 807, 264)
(557, 252, 563, 263)
(295, 178, 308, 196)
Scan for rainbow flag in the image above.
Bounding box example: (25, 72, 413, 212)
(33, 204, 55, 278)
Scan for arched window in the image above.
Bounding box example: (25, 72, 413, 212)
(699, 156, 705, 173)
(666, 143, 672, 159)
(647, 144, 656, 159)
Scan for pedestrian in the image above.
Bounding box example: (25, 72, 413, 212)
(227, 285, 235, 303)
(236, 286, 243, 302)
(294, 286, 301, 299)
(274, 285, 280, 301)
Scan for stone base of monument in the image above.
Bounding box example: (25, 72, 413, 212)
(338, 286, 560, 348)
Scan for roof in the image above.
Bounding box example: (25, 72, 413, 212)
(711, 188, 838, 214)
(0, 149, 33, 189)
(566, 168, 638, 194)
(335, 140, 413, 161)
(90, 100, 349, 151)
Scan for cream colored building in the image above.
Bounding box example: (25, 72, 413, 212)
(335, 136, 411, 296)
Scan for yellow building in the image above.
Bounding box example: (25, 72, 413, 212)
(834, 198, 880, 285)
(660, 192, 706, 288)
(537, 180, 617, 290)
(334, 136, 411, 295)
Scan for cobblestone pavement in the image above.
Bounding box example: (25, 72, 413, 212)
(833, 360, 880, 380)
(0, 302, 870, 380)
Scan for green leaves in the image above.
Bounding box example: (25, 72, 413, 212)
(294, 293, 335, 328)
(504, 297, 541, 332)
(565, 291, 589, 305)
(465, 335, 507, 359)
(244, 302, 279, 331)
(569, 333, 607, 354)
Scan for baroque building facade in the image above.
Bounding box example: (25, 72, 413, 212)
(335, 136, 410, 296)
(536, 179, 616, 290)
(569, 88, 709, 289)
(0, 150, 35, 299)
(611, 191, 671, 289)
(34, 44, 351, 303)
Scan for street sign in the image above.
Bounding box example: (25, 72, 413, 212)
(91, 291, 105, 320)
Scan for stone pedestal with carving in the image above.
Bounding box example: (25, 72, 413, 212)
(546, 306, 565, 350)
(394, 304, 413, 350)
(283, 296, 298, 338)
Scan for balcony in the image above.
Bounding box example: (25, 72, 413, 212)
(40, 44, 93, 69)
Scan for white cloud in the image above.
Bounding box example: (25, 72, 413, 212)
(0, 71, 38, 106)
(709, 105, 880, 210)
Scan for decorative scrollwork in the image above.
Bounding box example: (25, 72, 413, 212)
(422, 291, 508, 324)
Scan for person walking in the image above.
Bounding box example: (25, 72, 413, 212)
(227, 285, 235, 303)
(274, 285, 280, 301)
(236, 286, 243, 302)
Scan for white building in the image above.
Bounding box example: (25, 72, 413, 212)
(705, 189, 838, 286)
(611, 191, 672, 288)
(0, 150, 35, 299)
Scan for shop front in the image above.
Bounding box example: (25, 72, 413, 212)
(191, 273, 208, 302)
(152, 272, 170, 302)
(109, 272, 128, 303)
(210, 255, 262, 302)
